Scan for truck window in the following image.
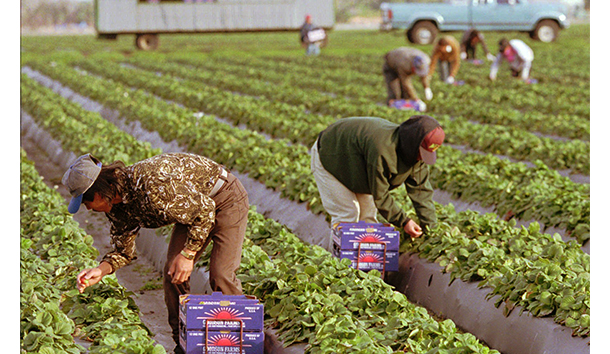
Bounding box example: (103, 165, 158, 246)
(497, 0, 519, 4)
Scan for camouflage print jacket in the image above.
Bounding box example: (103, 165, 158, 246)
(102, 153, 224, 273)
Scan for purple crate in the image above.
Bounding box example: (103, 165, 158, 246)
(179, 327, 264, 354)
(332, 221, 385, 229)
(179, 293, 264, 332)
(333, 247, 399, 272)
(332, 223, 400, 251)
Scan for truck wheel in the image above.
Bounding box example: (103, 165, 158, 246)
(135, 34, 159, 50)
(406, 29, 415, 43)
(532, 20, 559, 43)
(408, 21, 437, 45)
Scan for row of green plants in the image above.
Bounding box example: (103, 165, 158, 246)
(20, 73, 161, 163)
(121, 54, 591, 243)
(22, 59, 316, 208)
(174, 52, 590, 140)
(20, 149, 166, 354)
(20, 59, 589, 334)
(20, 78, 500, 354)
(28, 56, 589, 244)
(407, 205, 589, 336)
(262, 25, 591, 116)
(124, 53, 590, 174)
(233, 209, 501, 353)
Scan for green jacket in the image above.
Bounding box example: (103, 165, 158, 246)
(317, 117, 438, 230)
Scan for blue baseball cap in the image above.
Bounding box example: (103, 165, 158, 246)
(412, 56, 429, 77)
(62, 154, 103, 214)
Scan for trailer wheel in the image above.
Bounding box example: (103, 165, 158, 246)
(98, 33, 117, 40)
(531, 20, 559, 43)
(408, 21, 437, 45)
(135, 34, 159, 50)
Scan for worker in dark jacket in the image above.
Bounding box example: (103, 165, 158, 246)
(310, 116, 445, 250)
(428, 35, 461, 84)
(383, 47, 433, 110)
(460, 28, 495, 61)
(62, 152, 249, 354)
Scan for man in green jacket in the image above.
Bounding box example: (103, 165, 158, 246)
(310, 116, 445, 250)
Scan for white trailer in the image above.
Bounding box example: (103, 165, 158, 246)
(94, 0, 335, 50)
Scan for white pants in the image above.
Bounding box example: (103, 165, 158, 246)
(310, 140, 379, 250)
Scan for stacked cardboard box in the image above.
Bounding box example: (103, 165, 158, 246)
(332, 221, 400, 272)
(179, 292, 264, 354)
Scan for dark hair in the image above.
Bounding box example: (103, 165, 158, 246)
(398, 115, 441, 168)
(437, 37, 448, 47)
(498, 38, 510, 52)
(467, 29, 481, 43)
(82, 160, 126, 204)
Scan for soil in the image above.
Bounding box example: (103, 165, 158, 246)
(20, 136, 177, 352)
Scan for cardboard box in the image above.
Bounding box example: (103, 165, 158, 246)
(332, 222, 400, 251)
(332, 221, 385, 229)
(179, 327, 264, 354)
(333, 247, 399, 272)
(179, 292, 264, 332)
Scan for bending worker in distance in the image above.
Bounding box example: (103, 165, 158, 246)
(310, 116, 446, 250)
(62, 152, 249, 354)
(428, 35, 461, 84)
(490, 38, 535, 82)
(383, 47, 434, 111)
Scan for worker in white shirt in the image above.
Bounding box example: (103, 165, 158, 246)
(489, 38, 534, 82)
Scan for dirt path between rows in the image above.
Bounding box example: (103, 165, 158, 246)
(20, 135, 177, 352)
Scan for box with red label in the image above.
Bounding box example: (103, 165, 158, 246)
(179, 292, 264, 332)
(332, 222, 400, 251)
(179, 327, 264, 354)
(332, 247, 399, 272)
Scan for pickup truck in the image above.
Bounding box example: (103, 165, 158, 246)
(380, 0, 570, 45)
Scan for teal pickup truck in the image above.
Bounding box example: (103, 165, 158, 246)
(380, 0, 569, 45)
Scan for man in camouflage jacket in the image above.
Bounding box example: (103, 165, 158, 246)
(62, 152, 249, 354)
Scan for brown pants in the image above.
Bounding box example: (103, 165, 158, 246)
(163, 172, 249, 346)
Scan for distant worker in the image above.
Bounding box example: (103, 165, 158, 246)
(383, 47, 433, 111)
(460, 28, 495, 61)
(62, 152, 249, 354)
(310, 116, 446, 251)
(428, 35, 461, 84)
(300, 14, 326, 56)
(489, 38, 534, 82)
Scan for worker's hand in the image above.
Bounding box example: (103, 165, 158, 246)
(489, 74, 496, 81)
(404, 220, 423, 238)
(487, 53, 496, 61)
(424, 88, 433, 101)
(446, 76, 455, 84)
(460, 52, 467, 60)
(416, 100, 427, 112)
(168, 252, 195, 284)
(76, 267, 104, 293)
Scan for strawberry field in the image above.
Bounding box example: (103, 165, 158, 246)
(20, 24, 590, 354)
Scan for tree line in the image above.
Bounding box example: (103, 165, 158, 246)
(21, 0, 93, 29)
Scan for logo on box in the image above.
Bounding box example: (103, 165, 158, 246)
(358, 252, 384, 263)
(204, 307, 250, 321)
